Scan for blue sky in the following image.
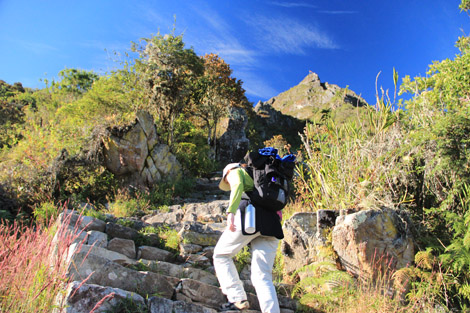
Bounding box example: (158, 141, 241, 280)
(0, 0, 469, 105)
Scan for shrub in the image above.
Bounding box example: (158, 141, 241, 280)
(142, 178, 195, 207)
(33, 201, 59, 226)
(107, 189, 152, 218)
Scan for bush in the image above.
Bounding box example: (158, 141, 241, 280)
(107, 189, 152, 218)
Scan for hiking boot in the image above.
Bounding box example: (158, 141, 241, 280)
(220, 300, 250, 311)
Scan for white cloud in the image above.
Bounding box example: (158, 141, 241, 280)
(248, 16, 338, 54)
(236, 71, 280, 100)
(188, 6, 259, 68)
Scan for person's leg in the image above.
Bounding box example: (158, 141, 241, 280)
(250, 236, 280, 313)
(213, 228, 259, 303)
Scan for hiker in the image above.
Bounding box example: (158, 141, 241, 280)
(213, 162, 284, 313)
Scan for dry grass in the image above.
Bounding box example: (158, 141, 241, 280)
(0, 208, 86, 312)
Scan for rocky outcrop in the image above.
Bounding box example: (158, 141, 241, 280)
(103, 111, 182, 187)
(217, 106, 250, 163)
(282, 207, 415, 283)
(252, 101, 305, 148)
(332, 208, 415, 279)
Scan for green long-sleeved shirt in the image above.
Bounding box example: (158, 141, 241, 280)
(225, 167, 254, 214)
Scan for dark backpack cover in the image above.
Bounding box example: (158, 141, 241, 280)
(243, 148, 295, 212)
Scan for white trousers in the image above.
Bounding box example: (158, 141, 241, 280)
(213, 212, 280, 313)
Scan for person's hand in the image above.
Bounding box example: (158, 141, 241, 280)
(227, 212, 236, 232)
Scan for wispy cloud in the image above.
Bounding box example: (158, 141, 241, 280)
(269, 1, 317, 9)
(237, 71, 280, 100)
(189, 6, 258, 67)
(248, 16, 338, 54)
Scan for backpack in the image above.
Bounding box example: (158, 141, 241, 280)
(243, 147, 296, 212)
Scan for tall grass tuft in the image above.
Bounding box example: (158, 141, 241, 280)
(0, 207, 85, 312)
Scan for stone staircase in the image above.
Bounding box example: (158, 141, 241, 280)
(53, 175, 298, 313)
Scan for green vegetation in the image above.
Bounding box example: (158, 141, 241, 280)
(2, 2, 470, 312)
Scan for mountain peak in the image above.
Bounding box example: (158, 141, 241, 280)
(263, 71, 368, 121)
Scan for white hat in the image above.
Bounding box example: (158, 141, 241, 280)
(219, 163, 240, 191)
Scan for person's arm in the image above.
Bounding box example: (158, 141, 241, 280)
(226, 169, 244, 214)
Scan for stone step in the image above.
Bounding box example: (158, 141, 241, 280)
(56, 201, 299, 313)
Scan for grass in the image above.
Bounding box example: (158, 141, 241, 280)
(0, 208, 89, 312)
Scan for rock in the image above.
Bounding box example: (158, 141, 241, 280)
(217, 106, 250, 164)
(139, 260, 219, 286)
(176, 279, 226, 309)
(275, 282, 295, 298)
(202, 246, 215, 260)
(180, 243, 203, 254)
(150, 143, 182, 182)
(281, 212, 329, 275)
(137, 245, 174, 262)
(178, 222, 222, 247)
(67, 252, 179, 298)
(148, 296, 174, 313)
(58, 211, 106, 232)
(142, 205, 184, 225)
(278, 295, 298, 311)
(148, 296, 218, 313)
(102, 112, 182, 187)
(67, 243, 135, 266)
(184, 254, 212, 268)
(136, 110, 158, 150)
(87, 230, 108, 248)
(242, 279, 256, 294)
(53, 281, 146, 313)
(105, 222, 139, 240)
(182, 267, 219, 286)
(183, 201, 227, 221)
(107, 238, 136, 259)
(332, 208, 415, 279)
(172, 300, 218, 313)
(52, 223, 88, 249)
(104, 122, 148, 175)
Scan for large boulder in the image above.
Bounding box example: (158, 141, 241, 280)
(332, 208, 415, 279)
(103, 122, 148, 175)
(102, 111, 182, 187)
(281, 211, 338, 275)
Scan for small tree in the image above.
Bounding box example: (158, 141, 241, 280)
(51, 68, 99, 100)
(191, 53, 249, 158)
(132, 31, 203, 146)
